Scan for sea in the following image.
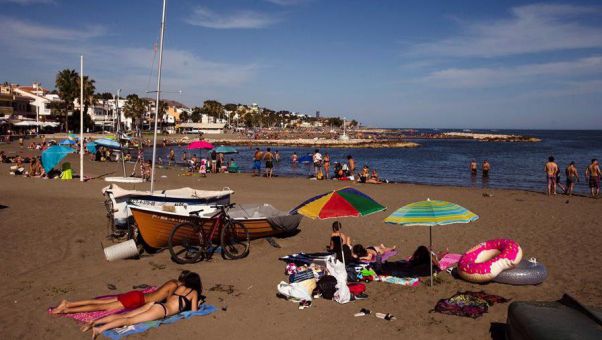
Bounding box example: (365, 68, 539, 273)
(147, 130, 602, 195)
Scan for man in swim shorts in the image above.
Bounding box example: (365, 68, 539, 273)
(470, 160, 477, 176)
(482, 160, 491, 177)
(252, 148, 262, 176)
(545, 156, 558, 196)
(585, 159, 600, 198)
(565, 161, 579, 196)
(263, 147, 274, 178)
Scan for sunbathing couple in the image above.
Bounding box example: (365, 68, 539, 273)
(51, 270, 202, 338)
(328, 221, 443, 276)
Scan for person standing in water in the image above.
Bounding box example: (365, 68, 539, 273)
(323, 153, 330, 179)
(565, 161, 579, 196)
(252, 148, 263, 176)
(482, 160, 491, 177)
(168, 148, 175, 166)
(545, 156, 559, 196)
(470, 160, 478, 176)
(585, 159, 600, 199)
(263, 147, 274, 178)
(347, 155, 356, 174)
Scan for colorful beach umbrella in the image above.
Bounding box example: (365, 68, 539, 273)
(95, 138, 121, 150)
(42, 145, 75, 173)
(291, 187, 386, 220)
(187, 140, 214, 150)
(212, 145, 238, 154)
(384, 199, 479, 286)
(86, 142, 97, 154)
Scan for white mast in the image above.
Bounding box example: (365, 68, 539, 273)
(150, 0, 167, 193)
(80, 55, 84, 182)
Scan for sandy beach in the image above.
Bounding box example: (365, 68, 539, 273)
(0, 143, 601, 340)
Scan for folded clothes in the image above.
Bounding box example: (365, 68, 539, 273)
(103, 304, 218, 340)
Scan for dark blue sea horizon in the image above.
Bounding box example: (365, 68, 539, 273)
(146, 129, 602, 195)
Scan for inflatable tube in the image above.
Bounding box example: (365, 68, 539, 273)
(494, 258, 547, 285)
(458, 239, 523, 283)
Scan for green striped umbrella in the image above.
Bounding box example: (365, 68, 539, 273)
(384, 199, 478, 285)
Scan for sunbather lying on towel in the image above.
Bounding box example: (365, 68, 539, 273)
(372, 246, 445, 278)
(351, 244, 397, 262)
(84, 271, 202, 339)
(50, 270, 192, 314)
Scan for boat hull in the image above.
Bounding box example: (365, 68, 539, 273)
(130, 206, 301, 249)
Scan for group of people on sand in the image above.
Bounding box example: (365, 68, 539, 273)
(469, 159, 491, 177)
(545, 156, 600, 198)
(252, 147, 280, 178)
(50, 270, 202, 339)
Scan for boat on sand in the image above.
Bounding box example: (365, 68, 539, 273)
(130, 203, 302, 248)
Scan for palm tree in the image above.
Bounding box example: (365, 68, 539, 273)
(55, 69, 79, 132)
(123, 94, 147, 136)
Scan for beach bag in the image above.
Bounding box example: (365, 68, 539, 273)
(277, 281, 313, 302)
(289, 270, 315, 283)
(317, 275, 338, 300)
(347, 282, 366, 296)
(326, 257, 351, 304)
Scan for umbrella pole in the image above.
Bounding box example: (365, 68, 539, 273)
(429, 225, 433, 287)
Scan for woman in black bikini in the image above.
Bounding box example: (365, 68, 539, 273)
(86, 272, 202, 338)
(327, 221, 353, 262)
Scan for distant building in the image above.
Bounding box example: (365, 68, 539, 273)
(13, 82, 59, 120)
(177, 122, 225, 134)
(0, 84, 34, 119)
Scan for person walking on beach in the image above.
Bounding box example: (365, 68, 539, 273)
(565, 161, 579, 196)
(313, 149, 323, 178)
(323, 153, 330, 179)
(252, 148, 263, 176)
(168, 148, 175, 166)
(482, 160, 491, 177)
(585, 159, 600, 198)
(210, 150, 218, 173)
(470, 160, 478, 176)
(264, 147, 274, 178)
(545, 156, 559, 196)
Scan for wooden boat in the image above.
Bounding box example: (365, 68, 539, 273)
(130, 204, 302, 248)
(103, 184, 233, 227)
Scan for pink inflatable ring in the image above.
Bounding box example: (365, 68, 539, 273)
(458, 239, 523, 283)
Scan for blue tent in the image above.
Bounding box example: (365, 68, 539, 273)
(95, 138, 121, 150)
(59, 139, 76, 145)
(86, 142, 97, 154)
(42, 145, 75, 173)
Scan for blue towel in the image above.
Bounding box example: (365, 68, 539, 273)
(103, 304, 217, 340)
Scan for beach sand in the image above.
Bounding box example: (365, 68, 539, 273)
(0, 143, 600, 339)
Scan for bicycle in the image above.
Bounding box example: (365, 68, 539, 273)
(167, 203, 250, 264)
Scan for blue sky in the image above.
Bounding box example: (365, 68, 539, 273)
(1, 0, 601, 129)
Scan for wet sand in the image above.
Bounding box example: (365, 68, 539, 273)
(0, 142, 600, 339)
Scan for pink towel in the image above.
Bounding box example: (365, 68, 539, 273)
(48, 287, 156, 323)
(438, 253, 462, 271)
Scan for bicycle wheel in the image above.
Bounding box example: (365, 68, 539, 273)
(168, 222, 205, 264)
(220, 220, 250, 260)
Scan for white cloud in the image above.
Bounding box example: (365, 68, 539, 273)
(423, 56, 602, 88)
(185, 7, 278, 29)
(1, 16, 105, 40)
(0, 0, 54, 4)
(264, 0, 309, 6)
(409, 4, 602, 57)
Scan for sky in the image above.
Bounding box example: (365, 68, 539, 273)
(1, 0, 601, 129)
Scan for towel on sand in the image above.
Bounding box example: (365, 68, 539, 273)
(438, 253, 462, 271)
(48, 287, 157, 323)
(103, 304, 218, 340)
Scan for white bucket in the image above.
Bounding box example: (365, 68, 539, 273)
(104, 239, 139, 261)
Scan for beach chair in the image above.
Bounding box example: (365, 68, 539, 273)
(60, 162, 73, 180)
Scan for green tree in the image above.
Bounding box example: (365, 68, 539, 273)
(202, 100, 224, 121)
(179, 110, 189, 123)
(123, 94, 147, 134)
(55, 69, 79, 132)
(190, 106, 202, 123)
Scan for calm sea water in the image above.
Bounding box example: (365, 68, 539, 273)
(147, 130, 602, 195)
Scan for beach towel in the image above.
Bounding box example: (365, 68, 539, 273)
(378, 276, 420, 287)
(432, 291, 509, 319)
(49, 287, 157, 324)
(361, 250, 398, 264)
(438, 253, 462, 271)
(103, 304, 218, 340)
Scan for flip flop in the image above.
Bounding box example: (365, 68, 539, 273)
(375, 312, 396, 321)
(354, 308, 371, 317)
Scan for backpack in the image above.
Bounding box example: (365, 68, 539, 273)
(316, 275, 337, 300)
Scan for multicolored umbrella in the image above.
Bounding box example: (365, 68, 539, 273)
(212, 145, 238, 154)
(187, 140, 214, 150)
(42, 145, 75, 173)
(291, 187, 386, 220)
(384, 199, 479, 286)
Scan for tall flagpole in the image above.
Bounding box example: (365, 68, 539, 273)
(150, 0, 167, 193)
(80, 55, 84, 182)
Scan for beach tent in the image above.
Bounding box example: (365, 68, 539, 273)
(384, 199, 479, 286)
(59, 139, 76, 146)
(95, 138, 121, 150)
(86, 142, 97, 154)
(41, 145, 75, 173)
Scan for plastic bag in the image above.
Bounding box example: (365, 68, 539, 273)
(325, 257, 350, 303)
